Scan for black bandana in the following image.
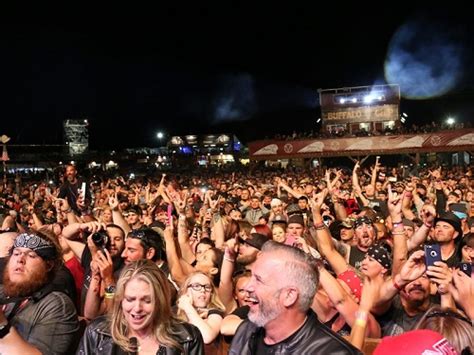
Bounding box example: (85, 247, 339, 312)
(11, 233, 57, 260)
(366, 245, 391, 270)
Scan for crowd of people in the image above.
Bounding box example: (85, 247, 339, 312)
(0, 159, 473, 354)
(271, 120, 470, 141)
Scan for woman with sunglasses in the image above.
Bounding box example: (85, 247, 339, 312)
(176, 272, 225, 350)
(415, 305, 474, 354)
(78, 260, 204, 354)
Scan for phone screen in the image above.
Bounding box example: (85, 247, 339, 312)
(80, 182, 86, 199)
(167, 204, 173, 221)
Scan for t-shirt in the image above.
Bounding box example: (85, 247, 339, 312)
(79, 247, 123, 315)
(348, 245, 366, 271)
(377, 295, 431, 336)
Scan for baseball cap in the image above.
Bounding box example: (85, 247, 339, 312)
(271, 214, 288, 224)
(287, 214, 304, 226)
(270, 198, 283, 208)
(340, 218, 354, 229)
(286, 203, 301, 216)
(374, 329, 458, 355)
(449, 203, 468, 220)
(238, 233, 270, 250)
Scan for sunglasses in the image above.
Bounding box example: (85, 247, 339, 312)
(128, 230, 147, 240)
(425, 310, 471, 325)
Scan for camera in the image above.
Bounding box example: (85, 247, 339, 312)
(91, 231, 109, 249)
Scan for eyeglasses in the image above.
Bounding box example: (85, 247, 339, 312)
(187, 283, 212, 292)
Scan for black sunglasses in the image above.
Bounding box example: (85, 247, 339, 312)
(425, 310, 471, 325)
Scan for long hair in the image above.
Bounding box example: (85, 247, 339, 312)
(176, 271, 225, 321)
(415, 305, 474, 354)
(110, 260, 182, 352)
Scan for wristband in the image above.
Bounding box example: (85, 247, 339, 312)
(355, 318, 367, 327)
(392, 278, 404, 292)
(104, 292, 115, 299)
(392, 221, 404, 228)
(313, 222, 325, 229)
(355, 310, 368, 322)
(224, 247, 236, 262)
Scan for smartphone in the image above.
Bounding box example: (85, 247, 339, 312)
(388, 177, 397, 182)
(80, 182, 86, 200)
(284, 233, 296, 247)
(424, 244, 442, 267)
(167, 204, 173, 221)
(459, 262, 472, 277)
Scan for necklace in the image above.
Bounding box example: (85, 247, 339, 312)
(137, 334, 158, 352)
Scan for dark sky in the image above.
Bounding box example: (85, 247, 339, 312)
(1, 4, 473, 149)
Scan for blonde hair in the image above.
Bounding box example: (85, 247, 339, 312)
(177, 271, 225, 321)
(110, 260, 181, 352)
(415, 305, 474, 353)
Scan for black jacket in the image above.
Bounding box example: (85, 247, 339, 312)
(229, 309, 361, 355)
(77, 316, 204, 355)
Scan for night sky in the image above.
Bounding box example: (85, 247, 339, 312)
(1, 4, 473, 149)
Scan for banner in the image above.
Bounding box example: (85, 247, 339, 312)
(249, 129, 474, 159)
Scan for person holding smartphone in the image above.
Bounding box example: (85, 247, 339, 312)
(431, 212, 463, 268)
(58, 164, 90, 215)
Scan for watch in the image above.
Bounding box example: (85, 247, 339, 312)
(0, 321, 11, 339)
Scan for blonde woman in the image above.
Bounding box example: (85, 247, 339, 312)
(78, 260, 204, 354)
(177, 272, 225, 347)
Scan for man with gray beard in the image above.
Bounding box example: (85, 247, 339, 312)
(229, 241, 360, 354)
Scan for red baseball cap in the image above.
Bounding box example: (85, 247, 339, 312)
(374, 329, 458, 355)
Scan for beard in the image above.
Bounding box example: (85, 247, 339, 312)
(3, 261, 49, 298)
(237, 252, 258, 266)
(248, 290, 283, 327)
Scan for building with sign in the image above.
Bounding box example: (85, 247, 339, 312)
(319, 84, 401, 135)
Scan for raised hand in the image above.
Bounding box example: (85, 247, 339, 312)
(310, 188, 328, 213)
(420, 204, 436, 227)
(426, 261, 452, 295)
(399, 250, 427, 284)
(387, 185, 402, 219)
(108, 193, 119, 211)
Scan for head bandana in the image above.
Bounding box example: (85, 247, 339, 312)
(366, 245, 391, 270)
(12, 233, 57, 260)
